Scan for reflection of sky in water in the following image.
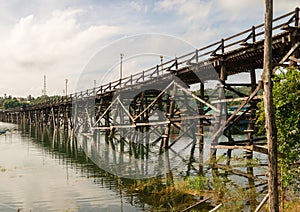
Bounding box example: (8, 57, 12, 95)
(0, 122, 140, 212)
(0, 121, 268, 211)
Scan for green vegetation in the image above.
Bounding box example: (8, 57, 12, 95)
(126, 178, 212, 211)
(3, 98, 28, 109)
(257, 67, 300, 187)
(256, 67, 300, 210)
(0, 94, 64, 110)
(0, 95, 29, 110)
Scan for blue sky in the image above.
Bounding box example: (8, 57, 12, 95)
(0, 0, 298, 97)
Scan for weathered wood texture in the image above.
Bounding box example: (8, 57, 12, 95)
(262, 1, 279, 211)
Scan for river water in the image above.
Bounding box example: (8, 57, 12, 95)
(0, 121, 268, 211)
(0, 122, 144, 212)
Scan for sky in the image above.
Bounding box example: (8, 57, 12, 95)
(0, 0, 298, 97)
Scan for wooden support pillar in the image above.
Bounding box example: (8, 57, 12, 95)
(247, 70, 258, 208)
(161, 83, 176, 152)
(119, 96, 125, 139)
(247, 165, 257, 211)
(105, 103, 111, 137)
(245, 69, 257, 158)
(263, 0, 279, 211)
(198, 82, 205, 174)
(210, 64, 226, 159)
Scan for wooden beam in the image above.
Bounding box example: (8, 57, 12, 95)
(289, 55, 300, 64)
(254, 193, 269, 212)
(211, 95, 262, 103)
(181, 196, 212, 212)
(209, 204, 223, 212)
(278, 42, 300, 64)
(209, 144, 252, 150)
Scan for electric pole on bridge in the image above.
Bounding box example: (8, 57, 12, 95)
(120, 53, 124, 80)
(262, 0, 279, 211)
(42, 75, 47, 97)
(65, 79, 68, 96)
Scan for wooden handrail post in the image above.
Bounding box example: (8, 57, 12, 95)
(252, 26, 256, 43)
(221, 38, 225, 54)
(295, 7, 299, 27)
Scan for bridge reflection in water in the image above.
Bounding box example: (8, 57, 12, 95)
(20, 123, 268, 211)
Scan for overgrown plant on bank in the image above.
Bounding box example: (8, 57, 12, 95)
(256, 67, 300, 188)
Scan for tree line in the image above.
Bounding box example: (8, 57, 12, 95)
(0, 95, 61, 110)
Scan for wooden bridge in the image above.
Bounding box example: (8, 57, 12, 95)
(0, 8, 299, 177)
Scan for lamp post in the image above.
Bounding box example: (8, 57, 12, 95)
(160, 55, 163, 70)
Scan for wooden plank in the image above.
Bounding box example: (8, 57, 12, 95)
(252, 145, 269, 155)
(181, 196, 212, 212)
(209, 144, 253, 151)
(209, 204, 222, 212)
(278, 42, 300, 64)
(289, 55, 300, 64)
(211, 95, 262, 104)
(254, 193, 269, 212)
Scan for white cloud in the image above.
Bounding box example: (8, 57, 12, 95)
(8, 9, 119, 67)
(0, 8, 120, 96)
(0, 0, 299, 97)
(129, 1, 149, 13)
(154, 0, 299, 45)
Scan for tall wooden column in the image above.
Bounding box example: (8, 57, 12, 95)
(262, 0, 279, 211)
(198, 82, 204, 174)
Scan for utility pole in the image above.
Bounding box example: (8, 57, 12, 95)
(65, 79, 68, 96)
(43, 75, 47, 96)
(120, 53, 124, 80)
(262, 0, 279, 211)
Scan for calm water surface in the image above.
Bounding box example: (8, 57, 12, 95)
(0, 122, 142, 212)
(0, 122, 268, 211)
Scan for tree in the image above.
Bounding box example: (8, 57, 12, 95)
(273, 68, 300, 186)
(257, 67, 300, 186)
(3, 99, 21, 109)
